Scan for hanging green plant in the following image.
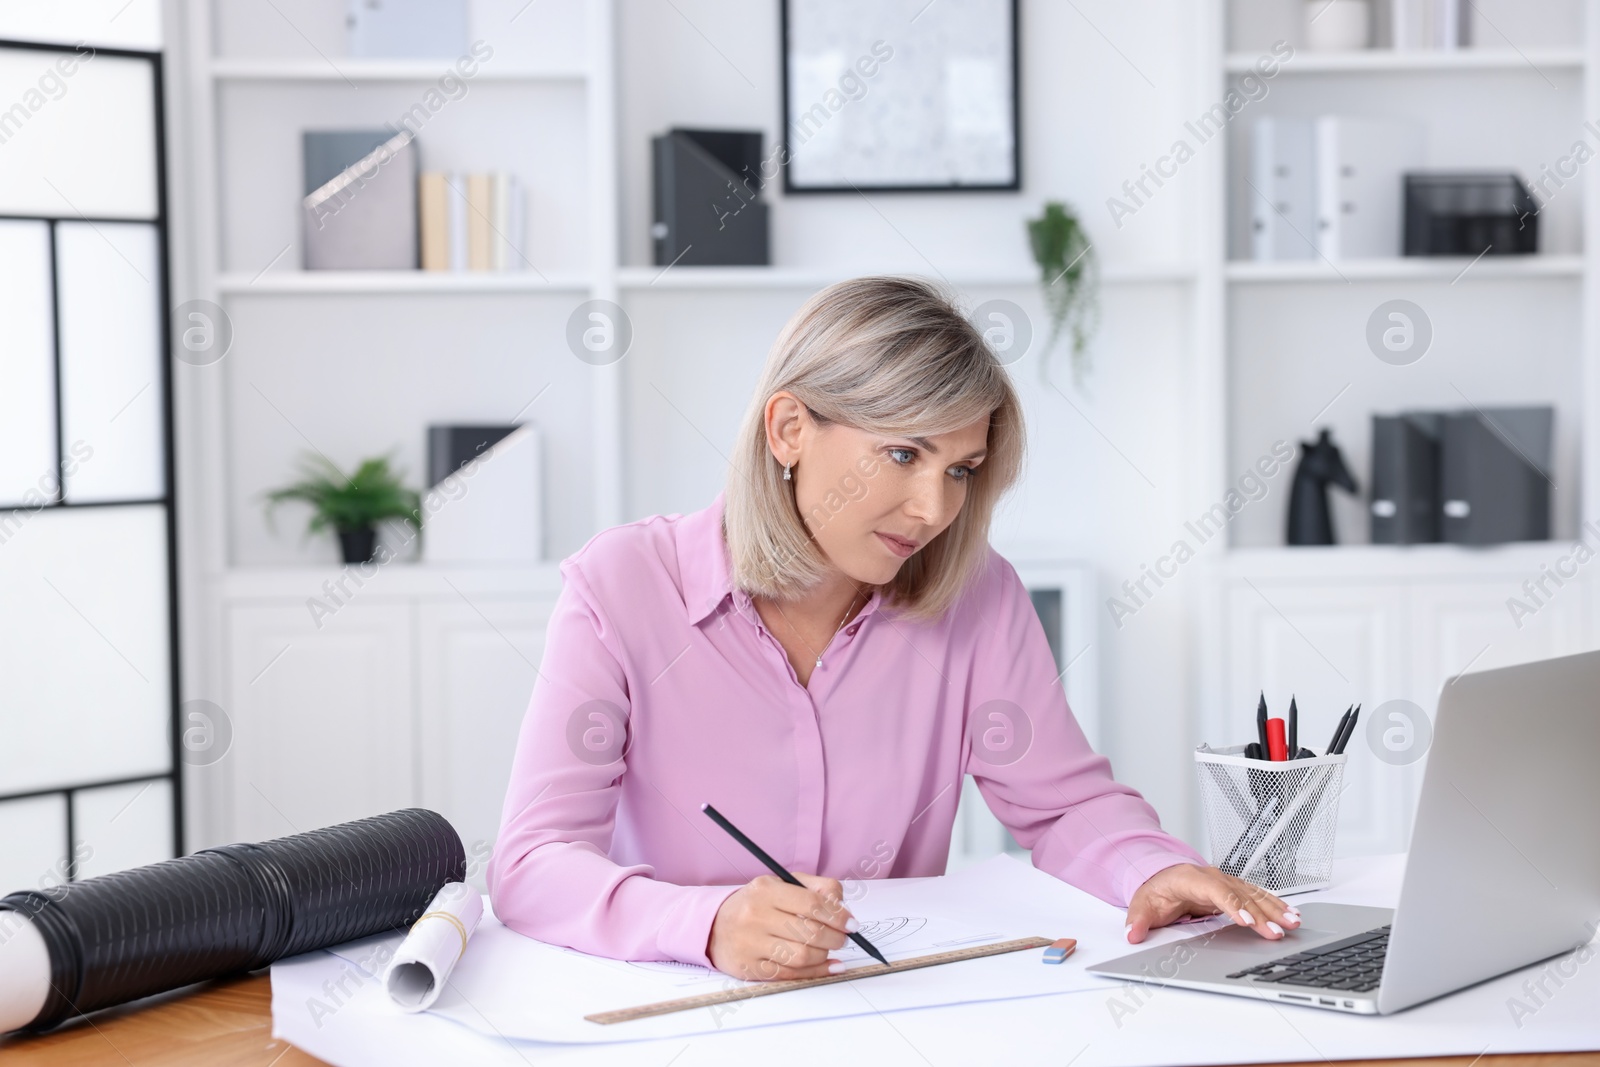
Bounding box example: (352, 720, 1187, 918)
(263, 451, 422, 564)
(1026, 200, 1100, 386)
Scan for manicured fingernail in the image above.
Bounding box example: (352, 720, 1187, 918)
(1284, 911, 1301, 924)
(829, 961, 847, 974)
(1267, 921, 1284, 936)
(1238, 909, 1254, 925)
(845, 917, 859, 933)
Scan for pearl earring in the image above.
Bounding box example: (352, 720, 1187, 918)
(782, 462, 792, 481)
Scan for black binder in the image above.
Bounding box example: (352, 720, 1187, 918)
(652, 128, 770, 267)
(1370, 413, 1440, 544)
(1438, 407, 1552, 544)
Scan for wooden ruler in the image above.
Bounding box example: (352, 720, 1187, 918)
(585, 936, 1053, 1025)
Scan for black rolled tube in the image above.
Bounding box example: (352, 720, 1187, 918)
(0, 807, 464, 1033)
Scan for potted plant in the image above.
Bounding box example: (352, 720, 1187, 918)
(263, 451, 421, 564)
(1026, 200, 1100, 386)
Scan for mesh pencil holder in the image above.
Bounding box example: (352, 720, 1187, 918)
(1194, 744, 1346, 895)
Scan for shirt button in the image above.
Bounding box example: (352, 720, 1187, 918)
(847, 624, 860, 635)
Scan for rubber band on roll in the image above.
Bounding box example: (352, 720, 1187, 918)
(384, 881, 484, 1012)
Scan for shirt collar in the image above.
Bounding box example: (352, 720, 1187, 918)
(679, 491, 737, 625)
(678, 491, 885, 628)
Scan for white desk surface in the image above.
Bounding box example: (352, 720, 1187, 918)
(271, 853, 1600, 1066)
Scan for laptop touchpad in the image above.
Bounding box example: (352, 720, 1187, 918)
(1186, 921, 1348, 958)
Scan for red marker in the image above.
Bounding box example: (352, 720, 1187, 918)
(1265, 717, 1289, 761)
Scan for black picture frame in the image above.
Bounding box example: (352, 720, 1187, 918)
(0, 37, 183, 871)
(779, 0, 1022, 194)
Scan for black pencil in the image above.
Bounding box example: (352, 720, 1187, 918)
(701, 803, 890, 967)
(1333, 704, 1361, 754)
(1326, 705, 1353, 755)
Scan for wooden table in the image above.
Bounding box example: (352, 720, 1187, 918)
(0, 974, 326, 1067)
(1, 976, 1597, 1066)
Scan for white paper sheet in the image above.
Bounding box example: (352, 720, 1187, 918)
(272, 852, 1600, 1066)
(322, 855, 1121, 1044)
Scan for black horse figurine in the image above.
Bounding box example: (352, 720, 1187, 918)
(1288, 428, 1358, 545)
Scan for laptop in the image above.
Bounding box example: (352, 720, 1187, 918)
(1087, 648, 1600, 1014)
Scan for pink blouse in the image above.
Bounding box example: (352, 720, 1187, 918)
(487, 493, 1206, 968)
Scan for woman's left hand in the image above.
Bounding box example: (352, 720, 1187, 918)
(1124, 863, 1301, 943)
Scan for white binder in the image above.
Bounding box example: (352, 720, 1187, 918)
(1392, 0, 1468, 50)
(1250, 118, 1317, 261)
(1314, 117, 1425, 260)
(421, 424, 543, 564)
(301, 131, 418, 270)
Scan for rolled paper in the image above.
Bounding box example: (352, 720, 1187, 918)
(384, 880, 485, 1012)
(0, 808, 464, 1034)
(0, 910, 50, 1033)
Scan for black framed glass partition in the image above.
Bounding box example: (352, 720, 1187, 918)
(0, 36, 180, 891)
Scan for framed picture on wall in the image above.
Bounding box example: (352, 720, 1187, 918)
(779, 0, 1021, 193)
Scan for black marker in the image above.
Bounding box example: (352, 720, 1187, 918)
(1287, 695, 1299, 757)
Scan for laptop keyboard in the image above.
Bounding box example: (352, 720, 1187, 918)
(1225, 924, 1390, 993)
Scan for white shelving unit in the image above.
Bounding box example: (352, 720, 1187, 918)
(1222, 47, 1585, 73)
(208, 58, 589, 81)
(173, 0, 1121, 862)
(215, 270, 594, 293)
(1195, 0, 1600, 857)
(173, 0, 1598, 865)
(171, 0, 620, 856)
(167, 0, 1186, 865)
(613, 262, 1197, 290)
(1224, 254, 1585, 282)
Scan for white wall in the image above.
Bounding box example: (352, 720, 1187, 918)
(617, 0, 1201, 271)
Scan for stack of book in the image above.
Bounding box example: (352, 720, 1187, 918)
(418, 172, 527, 272)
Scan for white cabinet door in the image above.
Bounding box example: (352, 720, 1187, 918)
(1404, 578, 1587, 824)
(1410, 578, 1587, 690)
(224, 601, 415, 843)
(1224, 580, 1410, 858)
(417, 595, 559, 890)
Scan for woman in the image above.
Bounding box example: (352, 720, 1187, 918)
(488, 276, 1301, 981)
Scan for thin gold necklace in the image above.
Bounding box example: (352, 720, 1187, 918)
(771, 587, 865, 669)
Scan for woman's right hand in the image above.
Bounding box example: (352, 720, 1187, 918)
(706, 872, 857, 980)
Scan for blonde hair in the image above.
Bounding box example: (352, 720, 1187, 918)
(723, 275, 1025, 621)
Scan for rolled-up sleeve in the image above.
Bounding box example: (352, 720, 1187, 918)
(485, 560, 739, 967)
(963, 555, 1207, 907)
